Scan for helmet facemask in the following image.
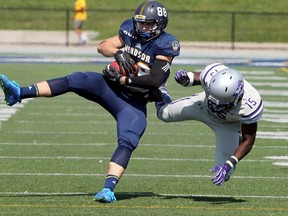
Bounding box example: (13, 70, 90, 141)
(133, 16, 160, 41)
(207, 69, 244, 113)
(207, 92, 242, 113)
(133, 1, 168, 41)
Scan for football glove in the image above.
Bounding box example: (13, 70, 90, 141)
(174, 69, 190, 86)
(103, 65, 122, 83)
(210, 163, 231, 186)
(114, 50, 136, 75)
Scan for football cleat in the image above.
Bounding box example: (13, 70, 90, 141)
(0, 74, 21, 106)
(94, 188, 116, 203)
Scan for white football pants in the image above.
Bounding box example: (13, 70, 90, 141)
(157, 92, 241, 170)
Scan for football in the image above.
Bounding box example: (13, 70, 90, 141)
(109, 61, 139, 76)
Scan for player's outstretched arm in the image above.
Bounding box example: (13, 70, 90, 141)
(233, 122, 257, 161)
(210, 122, 257, 186)
(174, 69, 201, 86)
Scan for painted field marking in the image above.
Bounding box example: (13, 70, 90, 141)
(0, 172, 287, 180)
(259, 90, 288, 96)
(245, 76, 288, 80)
(0, 141, 287, 149)
(273, 162, 288, 166)
(265, 156, 288, 167)
(281, 67, 288, 73)
(0, 191, 287, 200)
(251, 82, 288, 87)
(240, 70, 275, 75)
(0, 155, 277, 163)
(0, 202, 287, 212)
(2, 129, 287, 140)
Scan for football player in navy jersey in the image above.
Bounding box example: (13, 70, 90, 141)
(0, 1, 180, 203)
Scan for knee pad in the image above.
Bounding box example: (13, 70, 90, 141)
(47, 77, 69, 96)
(110, 145, 133, 169)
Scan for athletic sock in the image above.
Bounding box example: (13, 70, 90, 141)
(20, 84, 39, 99)
(103, 174, 119, 191)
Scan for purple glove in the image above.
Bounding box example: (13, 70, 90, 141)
(210, 163, 231, 186)
(174, 69, 190, 86)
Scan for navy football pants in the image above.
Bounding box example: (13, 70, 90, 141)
(51, 71, 147, 168)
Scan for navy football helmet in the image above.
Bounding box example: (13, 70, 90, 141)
(133, 1, 168, 41)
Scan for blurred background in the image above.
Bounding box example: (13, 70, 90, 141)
(1, 0, 288, 49)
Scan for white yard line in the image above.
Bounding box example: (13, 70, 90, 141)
(0, 191, 287, 199)
(0, 142, 287, 148)
(0, 172, 287, 180)
(240, 71, 275, 75)
(251, 82, 288, 87)
(245, 76, 287, 80)
(2, 130, 288, 139)
(0, 155, 275, 162)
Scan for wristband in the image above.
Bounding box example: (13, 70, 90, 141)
(226, 156, 239, 168)
(186, 72, 194, 86)
(231, 155, 239, 163)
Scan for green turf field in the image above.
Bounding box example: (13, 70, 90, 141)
(0, 63, 287, 215)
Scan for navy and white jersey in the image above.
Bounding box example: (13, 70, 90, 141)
(119, 19, 180, 69)
(200, 63, 263, 124)
(109, 19, 180, 102)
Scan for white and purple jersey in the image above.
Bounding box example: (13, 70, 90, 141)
(157, 63, 263, 169)
(200, 63, 263, 124)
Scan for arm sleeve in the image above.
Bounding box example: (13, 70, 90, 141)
(126, 59, 170, 88)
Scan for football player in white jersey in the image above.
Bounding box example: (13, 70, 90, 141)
(156, 63, 263, 186)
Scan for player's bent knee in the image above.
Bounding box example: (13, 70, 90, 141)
(157, 105, 173, 122)
(69, 71, 88, 80)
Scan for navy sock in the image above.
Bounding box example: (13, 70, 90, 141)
(20, 84, 39, 99)
(103, 174, 119, 191)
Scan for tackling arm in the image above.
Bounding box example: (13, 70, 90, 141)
(210, 122, 257, 186)
(233, 122, 257, 161)
(193, 72, 201, 85)
(174, 69, 201, 86)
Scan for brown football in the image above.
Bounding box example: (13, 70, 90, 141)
(109, 61, 138, 76)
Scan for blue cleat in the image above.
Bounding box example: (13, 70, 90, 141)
(0, 74, 21, 106)
(94, 188, 116, 203)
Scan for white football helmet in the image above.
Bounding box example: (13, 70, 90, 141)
(207, 68, 244, 113)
